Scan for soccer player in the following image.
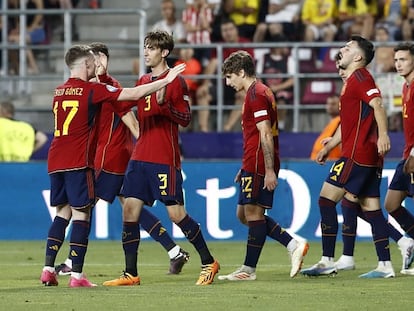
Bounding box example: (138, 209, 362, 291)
(217, 50, 309, 281)
(301, 35, 395, 278)
(310, 52, 414, 272)
(102, 30, 219, 286)
(40, 44, 185, 287)
(54, 42, 190, 278)
(384, 42, 414, 275)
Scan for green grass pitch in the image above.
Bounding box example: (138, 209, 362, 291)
(0, 240, 412, 310)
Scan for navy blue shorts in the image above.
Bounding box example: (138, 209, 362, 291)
(95, 170, 124, 203)
(388, 159, 414, 197)
(121, 160, 184, 207)
(325, 157, 382, 198)
(237, 170, 274, 209)
(49, 168, 95, 208)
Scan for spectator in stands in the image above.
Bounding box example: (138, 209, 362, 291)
(337, 0, 378, 40)
(253, 0, 302, 42)
(401, 0, 414, 41)
(209, 0, 229, 42)
(44, 0, 80, 42)
(301, 0, 338, 42)
(260, 35, 294, 131)
(223, 0, 261, 40)
(0, 101, 48, 161)
(310, 94, 341, 161)
(133, 0, 187, 74)
(8, 0, 46, 74)
(375, 0, 408, 41)
(182, 0, 213, 66)
(174, 44, 202, 109)
(153, 0, 186, 43)
(370, 25, 395, 74)
(195, 17, 253, 132)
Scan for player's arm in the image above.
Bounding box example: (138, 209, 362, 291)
(117, 63, 186, 101)
(121, 111, 140, 139)
(158, 77, 192, 127)
(403, 146, 414, 174)
(369, 97, 391, 156)
(257, 119, 277, 191)
(315, 126, 341, 165)
(34, 130, 48, 152)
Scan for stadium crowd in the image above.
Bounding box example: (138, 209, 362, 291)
(1, 0, 411, 132)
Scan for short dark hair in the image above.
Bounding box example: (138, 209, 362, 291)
(64, 44, 92, 68)
(89, 42, 109, 59)
(144, 30, 174, 57)
(350, 34, 375, 66)
(0, 101, 14, 118)
(394, 42, 414, 55)
(222, 50, 255, 77)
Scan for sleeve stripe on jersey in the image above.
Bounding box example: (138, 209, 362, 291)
(254, 110, 268, 118)
(171, 105, 191, 122)
(366, 88, 379, 96)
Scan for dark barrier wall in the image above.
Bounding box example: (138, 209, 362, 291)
(0, 160, 411, 241)
(31, 132, 406, 160)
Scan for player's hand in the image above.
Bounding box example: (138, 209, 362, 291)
(263, 170, 277, 191)
(377, 133, 391, 156)
(166, 63, 186, 83)
(403, 156, 414, 174)
(156, 87, 166, 105)
(234, 169, 241, 183)
(320, 137, 332, 146)
(94, 52, 108, 77)
(315, 147, 329, 165)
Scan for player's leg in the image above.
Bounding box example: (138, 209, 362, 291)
(357, 204, 414, 272)
(358, 195, 394, 278)
(41, 202, 71, 286)
(103, 196, 143, 286)
(136, 205, 190, 274)
(68, 205, 97, 287)
(219, 204, 265, 281)
(336, 197, 359, 270)
(261, 215, 309, 277)
(166, 203, 219, 285)
(386, 189, 414, 239)
(301, 181, 344, 276)
(237, 201, 308, 277)
(385, 160, 414, 239)
(64, 169, 97, 287)
(103, 161, 145, 286)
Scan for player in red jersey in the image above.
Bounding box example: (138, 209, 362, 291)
(54, 43, 190, 278)
(217, 50, 309, 281)
(103, 31, 219, 286)
(40, 44, 185, 287)
(383, 43, 414, 275)
(301, 35, 395, 278)
(316, 52, 414, 274)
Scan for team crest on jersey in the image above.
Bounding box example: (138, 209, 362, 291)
(106, 85, 119, 92)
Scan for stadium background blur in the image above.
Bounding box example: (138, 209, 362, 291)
(0, 0, 411, 242)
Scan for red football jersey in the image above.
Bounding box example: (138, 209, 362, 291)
(131, 71, 191, 168)
(94, 74, 134, 174)
(402, 82, 414, 159)
(241, 81, 280, 175)
(48, 78, 122, 173)
(339, 68, 382, 166)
